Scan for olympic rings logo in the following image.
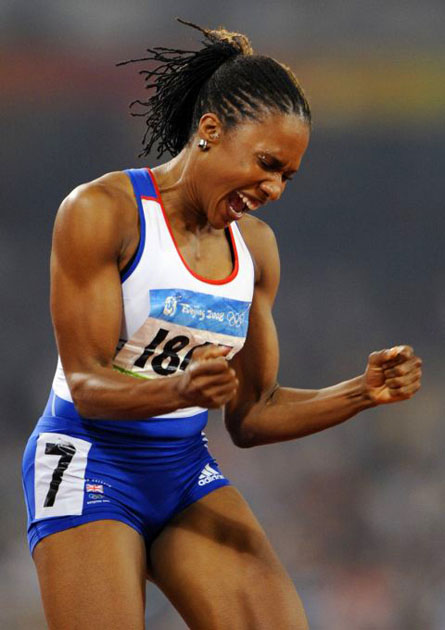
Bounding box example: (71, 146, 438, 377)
(226, 311, 244, 327)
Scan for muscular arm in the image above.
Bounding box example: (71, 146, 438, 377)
(51, 178, 236, 419)
(224, 221, 422, 447)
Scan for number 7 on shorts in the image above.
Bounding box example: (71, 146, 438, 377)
(34, 433, 92, 519)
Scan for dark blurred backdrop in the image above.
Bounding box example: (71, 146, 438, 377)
(1, 1, 444, 628)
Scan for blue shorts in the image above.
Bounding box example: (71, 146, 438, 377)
(22, 391, 230, 555)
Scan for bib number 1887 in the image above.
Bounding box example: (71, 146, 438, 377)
(133, 327, 214, 376)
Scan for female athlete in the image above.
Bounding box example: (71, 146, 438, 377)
(22, 20, 422, 630)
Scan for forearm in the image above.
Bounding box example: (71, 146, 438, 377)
(69, 366, 186, 420)
(230, 375, 376, 447)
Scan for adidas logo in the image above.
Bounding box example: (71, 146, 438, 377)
(198, 463, 224, 486)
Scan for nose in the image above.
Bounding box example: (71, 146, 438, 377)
(259, 176, 284, 202)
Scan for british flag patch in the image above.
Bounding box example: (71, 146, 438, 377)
(86, 483, 103, 493)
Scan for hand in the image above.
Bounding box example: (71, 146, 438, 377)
(363, 345, 422, 405)
(176, 345, 239, 409)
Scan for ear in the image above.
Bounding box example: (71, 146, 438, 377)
(196, 113, 223, 147)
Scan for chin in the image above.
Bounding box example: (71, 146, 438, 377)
(210, 218, 228, 230)
(208, 207, 229, 230)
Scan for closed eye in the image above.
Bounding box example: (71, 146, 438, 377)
(258, 157, 274, 170)
(258, 158, 294, 182)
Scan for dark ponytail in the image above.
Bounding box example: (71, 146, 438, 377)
(118, 18, 311, 158)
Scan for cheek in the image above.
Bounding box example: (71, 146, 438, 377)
(204, 145, 254, 192)
(222, 155, 253, 182)
(218, 138, 252, 169)
(236, 158, 251, 172)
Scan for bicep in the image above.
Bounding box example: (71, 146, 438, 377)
(50, 188, 125, 382)
(225, 222, 281, 430)
(228, 289, 279, 405)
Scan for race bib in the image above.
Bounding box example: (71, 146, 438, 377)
(113, 288, 251, 379)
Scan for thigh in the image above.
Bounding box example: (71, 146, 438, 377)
(33, 520, 147, 630)
(150, 486, 308, 630)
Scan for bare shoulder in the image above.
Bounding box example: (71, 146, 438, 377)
(58, 171, 136, 225)
(54, 171, 138, 258)
(237, 214, 280, 292)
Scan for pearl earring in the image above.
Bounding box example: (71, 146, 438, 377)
(198, 138, 209, 151)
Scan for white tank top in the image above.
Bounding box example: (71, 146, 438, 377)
(52, 167, 255, 419)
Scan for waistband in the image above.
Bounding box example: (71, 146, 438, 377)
(45, 390, 83, 420)
(41, 390, 208, 440)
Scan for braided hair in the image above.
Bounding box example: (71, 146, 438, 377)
(117, 18, 311, 159)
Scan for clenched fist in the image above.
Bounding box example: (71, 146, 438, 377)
(176, 344, 239, 409)
(364, 345, 422, 405)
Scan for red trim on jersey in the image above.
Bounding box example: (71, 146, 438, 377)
(145, 168, 240, 286)
(140, 195, 159, 203)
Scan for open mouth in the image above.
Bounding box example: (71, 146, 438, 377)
(226, 190, 260, 220)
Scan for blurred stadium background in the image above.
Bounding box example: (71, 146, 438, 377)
(1, 1, 444, 628)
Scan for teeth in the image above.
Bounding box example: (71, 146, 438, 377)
(236, 191, 259, 211)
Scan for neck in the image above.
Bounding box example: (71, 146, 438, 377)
(151, 149, 214, 235)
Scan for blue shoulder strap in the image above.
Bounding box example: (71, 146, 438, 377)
(124, 168, 158, 200)
(120, 168, 156, 282)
